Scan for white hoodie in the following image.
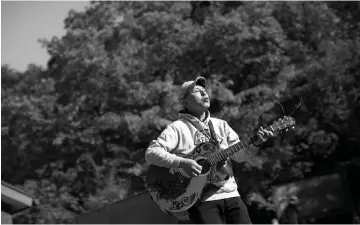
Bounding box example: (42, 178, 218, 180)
(145, 110, 259, 201)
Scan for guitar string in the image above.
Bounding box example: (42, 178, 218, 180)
(177, 122, 288, 178)
(208, 125, 278, 164)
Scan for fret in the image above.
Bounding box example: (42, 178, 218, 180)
(217, 154, 222, 163)
(250, 135, 257, 144)
(213, 157, 217, 164)
(230, 145, 237, 155)
(212, 157, 217, 165)
(231, 144, 239, 154)
(209, 136, 251, 165)
(208, 157, 214, 165)
(221, 151, 227, 159)
(208, 156, 213, 164)
(224, 150, 230, 160)
(209, 157, 215, 165)
(207, 123, 284, 165)
(241, 138, 247, 146)
(215, 155, 220, 163)
(244, 137, 251, 146)
(222, 149, 229, 159)
(269, 125, 274, 132)
(213, 157, 218, 164)
(225, 148, 231, 158)
(232, 144, 239, 155)
(220, 152, 226, 160)
(248, 136, 252, 145)
(217, 155, 222, 163)
(214, 154, 219, 162)
(229, 147, 235, 156)
(238, 140, 245, 149)
(227, 150, 231, 158)
(205, 117, 294, 166)
(235, 144, 240, 151)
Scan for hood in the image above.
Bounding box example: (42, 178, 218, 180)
(178, 110, 211, 129)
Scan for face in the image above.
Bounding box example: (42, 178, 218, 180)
(183, 85, 210, 113)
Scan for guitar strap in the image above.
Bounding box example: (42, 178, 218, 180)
(208, 120, 230, 180)
(184, 116, 219, 148)
(208, 120, 219, 148)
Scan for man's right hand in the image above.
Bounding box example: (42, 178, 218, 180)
(179, 158, 202, 177)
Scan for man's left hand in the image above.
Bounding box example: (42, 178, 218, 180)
(254, 126, 274, 146)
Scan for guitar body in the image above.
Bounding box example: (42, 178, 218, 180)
(145, 142, 228, 212)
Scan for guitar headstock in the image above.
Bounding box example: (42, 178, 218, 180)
(270, 116, 296, 132)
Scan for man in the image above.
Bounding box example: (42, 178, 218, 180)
(145, 77, 274, 224)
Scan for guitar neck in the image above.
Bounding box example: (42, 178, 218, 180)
(207, 126, 274, 166)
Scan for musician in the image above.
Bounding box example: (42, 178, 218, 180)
(145, 76, 274, 224)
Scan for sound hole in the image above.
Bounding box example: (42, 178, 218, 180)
(197, 159, 211, 174)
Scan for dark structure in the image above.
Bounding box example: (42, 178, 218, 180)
(73, 166, 359, 224)
(73, 191, 178, 224)
(1, 181, 35, 224)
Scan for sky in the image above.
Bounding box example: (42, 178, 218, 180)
(1, 1, 90, 72)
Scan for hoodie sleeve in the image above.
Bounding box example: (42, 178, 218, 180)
(224, 121, 260, 163)
(145, 124, 183, 168)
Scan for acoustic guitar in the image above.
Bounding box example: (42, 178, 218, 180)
(145, 116, 296, 213)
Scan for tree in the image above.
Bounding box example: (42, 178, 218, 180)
(1, 1, 359, 223)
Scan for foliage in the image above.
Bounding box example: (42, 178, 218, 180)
(1, 1, 359, 223)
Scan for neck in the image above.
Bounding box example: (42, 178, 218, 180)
(197, 111, 206, 122)
(185, 108, 207, 121)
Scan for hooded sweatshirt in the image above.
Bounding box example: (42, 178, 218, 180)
(145, 110, 259, 202)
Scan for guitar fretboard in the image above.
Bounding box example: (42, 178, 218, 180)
(206, 125, 280, 166)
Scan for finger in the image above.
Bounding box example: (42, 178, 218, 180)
(264, 129, 272, 136)
(262, 131, 269, 137)
(194, 164, 202, 171)
(258, 126, 263, 132)
(266, 130, 274, 137)
(193, 166, 202, 173)
(193, 169, 201, 176)
(192, 169, 200, 175)
(258, 133, 266, 141)
(258, 131, 266, 140)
